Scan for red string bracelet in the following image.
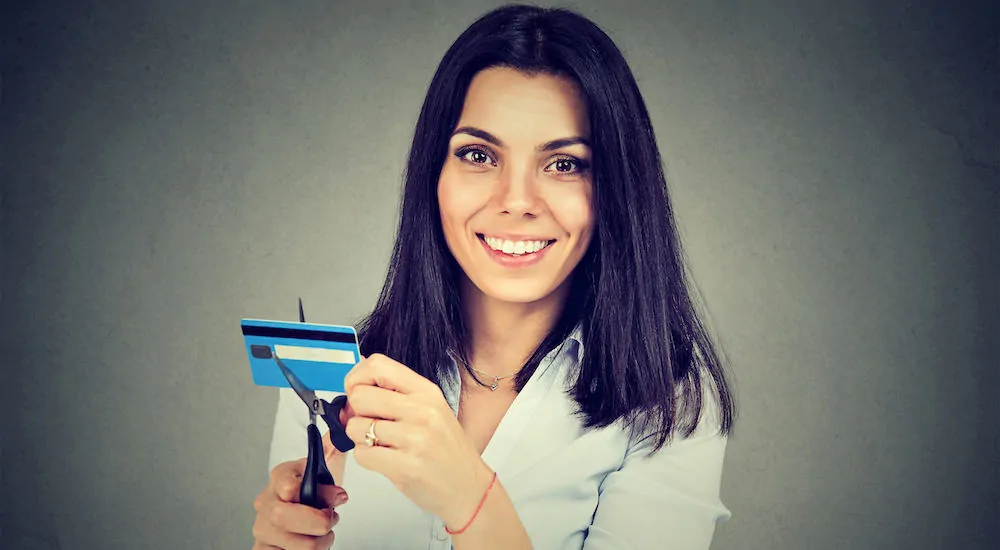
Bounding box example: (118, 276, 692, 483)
(445, 471, 498, 535)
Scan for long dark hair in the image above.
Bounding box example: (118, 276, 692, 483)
(356, 4, 735, 452)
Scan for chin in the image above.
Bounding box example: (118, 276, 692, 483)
(469, 277, 567, 305)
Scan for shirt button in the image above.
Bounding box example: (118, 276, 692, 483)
(434, 522, 449, 541)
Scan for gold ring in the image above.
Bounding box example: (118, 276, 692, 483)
(364, 419, 380, 447)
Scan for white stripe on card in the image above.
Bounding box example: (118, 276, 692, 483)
(273, 344, 355, 364)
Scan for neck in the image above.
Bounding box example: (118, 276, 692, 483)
(458, 276, 569, 379)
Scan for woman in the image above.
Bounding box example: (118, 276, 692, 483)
(252, 4, 735, 549)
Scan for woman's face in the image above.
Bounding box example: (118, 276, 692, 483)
(438, 67, 594, 306)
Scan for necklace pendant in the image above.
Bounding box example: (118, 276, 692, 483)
(490, 378, 499, 391)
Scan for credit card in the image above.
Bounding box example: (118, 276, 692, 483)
(241, 318, 360, 392)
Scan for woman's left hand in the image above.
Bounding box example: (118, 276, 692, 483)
(342, 353, 495, 528)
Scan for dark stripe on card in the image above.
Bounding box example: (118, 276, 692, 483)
(241, 324, 357, 344)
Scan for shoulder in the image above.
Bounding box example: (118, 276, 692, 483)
(627, 365, 729, 455)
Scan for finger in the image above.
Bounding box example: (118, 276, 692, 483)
(252, 508, 326, 549)
(265, 500, 335, 537)
(274, 469, 304, 503)
(347, 384, 412, 421)
(270, 457, 307, 487)
(320, 430, 349, 485)
(344, 353, 433, 396)
(345, 416, 407, 450)
(316, 529, 337, 549)
(275, 472, 348, 510)
(259, 529, 324, 550)
(318, 484, 349, 509)
(352, 441, 406, 478)
(329, 397, 358, 429)
(322, 427, 338, 456)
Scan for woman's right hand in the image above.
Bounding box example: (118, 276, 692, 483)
(252, 434, 350, 550)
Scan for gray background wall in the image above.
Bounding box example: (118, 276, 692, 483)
(2, 1, 996, 549)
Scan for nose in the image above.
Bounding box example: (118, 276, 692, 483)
(495, 163, 541, 216)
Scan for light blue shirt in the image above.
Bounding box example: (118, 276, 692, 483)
(268, 327, 731, 549)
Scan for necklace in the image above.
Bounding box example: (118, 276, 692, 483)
(448, 350, 518, 391)
(469, 366, 517, 391)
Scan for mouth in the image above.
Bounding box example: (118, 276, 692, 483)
(476, 233, 556, 257)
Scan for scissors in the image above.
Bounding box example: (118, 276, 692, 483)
(272, 297, 356, 509)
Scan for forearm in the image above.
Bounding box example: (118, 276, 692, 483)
(449, 476, 532, 550)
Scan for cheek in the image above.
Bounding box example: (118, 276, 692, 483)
(549, 187, 594, 241)
(437, 171, 460, 228)
(437, 170, 480, 237)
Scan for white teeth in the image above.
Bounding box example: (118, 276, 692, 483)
(483, 236, 551, 256)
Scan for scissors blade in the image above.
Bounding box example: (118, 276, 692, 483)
(274, 351, 325, 415)
(298, 296, 305, 323)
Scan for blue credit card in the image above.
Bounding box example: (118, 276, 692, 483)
(241, 318, 360, 393)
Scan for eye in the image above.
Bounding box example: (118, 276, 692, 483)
(455, 146, 497, 167)
(544, 156, 590, 175)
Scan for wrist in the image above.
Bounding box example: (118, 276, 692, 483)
(443, 461, 497, 532)
(445, 472, 532, 550)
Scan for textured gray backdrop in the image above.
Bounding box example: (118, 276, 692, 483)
(2, 1, 997, 549)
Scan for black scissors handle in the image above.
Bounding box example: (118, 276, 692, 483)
(300, 396, 352, 509)
(300, 423, 335, 508)
(324, 395, 355, 452)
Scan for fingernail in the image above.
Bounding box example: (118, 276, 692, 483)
(335, 492, 349, 506)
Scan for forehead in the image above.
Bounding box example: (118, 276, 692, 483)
(456, 67, 590, 142)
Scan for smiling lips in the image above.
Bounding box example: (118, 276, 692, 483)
(476, 233, 556, 266)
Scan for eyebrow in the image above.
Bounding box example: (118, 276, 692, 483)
(452, 126, 590, 152)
